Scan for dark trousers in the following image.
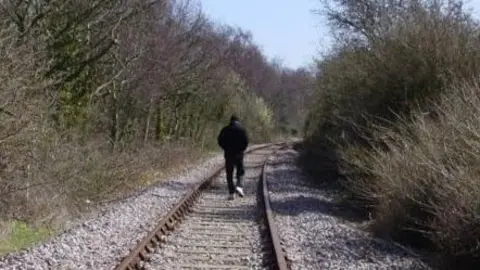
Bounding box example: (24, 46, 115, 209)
(225, 153, 245, 194)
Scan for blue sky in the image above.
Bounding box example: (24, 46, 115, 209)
(199, 0, 480, 69)
(466, 0, 480, 17)
(199, 0, 327, 69)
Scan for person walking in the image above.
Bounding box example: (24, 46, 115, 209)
(217, 115, 249, 200)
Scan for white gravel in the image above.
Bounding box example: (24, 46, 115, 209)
(266, 146, 432, 270)
(0, 151, 229, 270)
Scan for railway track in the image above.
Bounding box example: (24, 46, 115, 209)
(114, 143, 289, 270)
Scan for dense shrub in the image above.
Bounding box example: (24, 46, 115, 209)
(340, 81, 480, 268)
(305, 0, 480, 267)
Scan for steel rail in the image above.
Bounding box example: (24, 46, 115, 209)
(113, 143, 277, 270)
(260, 143, 290, 270)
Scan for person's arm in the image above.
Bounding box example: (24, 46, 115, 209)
(217, 128, 226, 150)
(240, 128, 249, 152)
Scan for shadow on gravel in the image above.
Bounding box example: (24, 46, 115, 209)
(310, 238, 430, 270)
(266, 168, 366, 223)
(266, 170, 432, 269)
(267, 143, 435, 270)
(268, 193, 363, 223)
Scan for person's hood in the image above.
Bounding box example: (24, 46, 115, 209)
(230, 120, 241, 127)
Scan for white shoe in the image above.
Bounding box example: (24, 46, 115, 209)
(228, 194, 235, 200)
(235, 187, 244, 197)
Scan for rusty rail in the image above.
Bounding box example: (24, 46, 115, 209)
(261, 143, 290, 270)
(113, 143, 277, 270)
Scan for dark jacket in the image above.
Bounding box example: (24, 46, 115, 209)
(217, 120, 249, 155)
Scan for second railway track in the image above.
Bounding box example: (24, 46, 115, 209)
(114, 143, 290, 270)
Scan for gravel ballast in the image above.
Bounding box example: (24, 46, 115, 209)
(265, 146, 431, 270)
(0, 151, 230, 270)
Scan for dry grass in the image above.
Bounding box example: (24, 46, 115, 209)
(303, 1, 480, 268)
(0, 125, 210, 251)
(339, 80, 480, 268)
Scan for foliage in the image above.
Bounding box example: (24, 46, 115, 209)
(304, 0, 480, 267)
(0, 0, 312, 251)
(0, 221, 52, 254)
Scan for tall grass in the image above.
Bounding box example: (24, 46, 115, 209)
(0, 130, 206, 226)
(340, 81, 480, 268)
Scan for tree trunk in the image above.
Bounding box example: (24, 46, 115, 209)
(110, 82, 120, 150)
(143, 96, 154, 144)
(155, 106, 162, 141)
